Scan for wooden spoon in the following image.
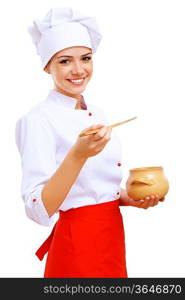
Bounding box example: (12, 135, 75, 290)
(79, 116, 137, 137)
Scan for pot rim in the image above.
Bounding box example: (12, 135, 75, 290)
(130, 166, 163, 172)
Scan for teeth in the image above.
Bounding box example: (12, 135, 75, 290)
(69, 79, 84, 83)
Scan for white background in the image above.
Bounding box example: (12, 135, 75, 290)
(0, 0, 184, 277)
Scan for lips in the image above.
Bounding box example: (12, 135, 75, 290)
(66, 78, 86, 86)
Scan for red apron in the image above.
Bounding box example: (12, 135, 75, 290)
(35, 199, 128, 278)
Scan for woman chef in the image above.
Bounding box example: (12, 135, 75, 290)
(15, 7, 163, 278)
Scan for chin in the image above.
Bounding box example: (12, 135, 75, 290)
(69, 86, 86, 93)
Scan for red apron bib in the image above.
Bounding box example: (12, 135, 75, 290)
(35, 199, 128, 278)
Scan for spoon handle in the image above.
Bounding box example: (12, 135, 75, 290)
(79, 116, 137, 137)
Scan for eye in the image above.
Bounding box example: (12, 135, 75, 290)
(83, 56, 92, 61)
(59, 59, 70, 64)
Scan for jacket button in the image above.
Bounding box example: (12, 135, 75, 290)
(117, 162, 122, 166)
(32, 198, 37, 202)
(88, 112, 92, 116)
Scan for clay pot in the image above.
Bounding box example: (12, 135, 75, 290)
(126, 166, 169, 200)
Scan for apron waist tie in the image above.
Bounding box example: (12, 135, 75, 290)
(35, 222, 57, 261)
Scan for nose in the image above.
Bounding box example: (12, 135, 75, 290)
(71, 60, 85, 76)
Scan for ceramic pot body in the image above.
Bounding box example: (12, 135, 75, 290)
(126, 166, 169, 200)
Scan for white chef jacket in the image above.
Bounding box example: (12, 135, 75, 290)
(15, 89, 123, 226)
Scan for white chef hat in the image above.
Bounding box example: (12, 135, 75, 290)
(28, 7, 102, 69)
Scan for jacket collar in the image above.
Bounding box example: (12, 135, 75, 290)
(48, 89, 87, 110)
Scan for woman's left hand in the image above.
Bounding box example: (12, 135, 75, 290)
(119, 188, 165, 209)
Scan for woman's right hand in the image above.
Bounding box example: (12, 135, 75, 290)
(73, 124, 112, 159)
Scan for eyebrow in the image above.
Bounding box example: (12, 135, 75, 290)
(57, 52, 92, 59)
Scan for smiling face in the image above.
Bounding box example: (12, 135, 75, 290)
(44, 46, 93, 100)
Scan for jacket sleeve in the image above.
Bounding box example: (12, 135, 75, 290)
(15, 114, 58, 226)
